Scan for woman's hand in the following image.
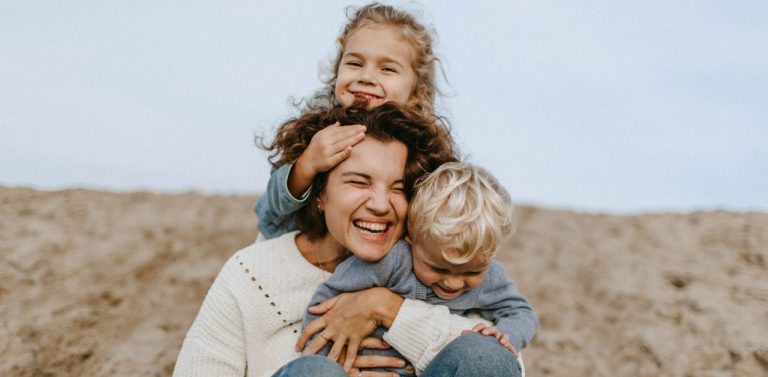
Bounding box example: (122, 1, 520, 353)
(341, 337, 404, 377)
(295, 287, 404, 371)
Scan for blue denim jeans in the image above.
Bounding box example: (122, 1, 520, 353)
(272, 333, 522, 377)
(271, 355, 346, 377)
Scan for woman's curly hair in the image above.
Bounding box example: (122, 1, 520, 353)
(262, 102, 457, 240)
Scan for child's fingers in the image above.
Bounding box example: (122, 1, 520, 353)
(325, 146, 353, 168)
(471, 323, 487, 333)
(330, 127, 366, 150)
(480, 326, 498, 336)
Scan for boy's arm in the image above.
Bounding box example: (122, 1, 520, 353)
(254, 164, 307, 239)
(476, 262, 539, 352)
(300, 251, 400, 353)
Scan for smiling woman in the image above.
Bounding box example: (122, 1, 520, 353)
(173, 104, 463, 376)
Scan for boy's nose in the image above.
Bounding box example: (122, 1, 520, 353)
(443, 278, 463, 290)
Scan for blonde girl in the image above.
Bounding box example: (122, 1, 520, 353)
(255, 3, 447, 239)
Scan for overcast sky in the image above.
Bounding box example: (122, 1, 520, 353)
(2, 0, 766, 213)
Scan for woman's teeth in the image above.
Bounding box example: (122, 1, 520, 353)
(354, 221, 387, 233)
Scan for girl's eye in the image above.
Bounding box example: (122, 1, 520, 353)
(382, 66, 397, 73)
(346, 61, 362, 67)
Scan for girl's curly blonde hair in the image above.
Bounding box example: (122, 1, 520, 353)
(303, 2, 440, 120)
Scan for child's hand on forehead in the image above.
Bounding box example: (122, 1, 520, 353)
(297, 122, 367, 175)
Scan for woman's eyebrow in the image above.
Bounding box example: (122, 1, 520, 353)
(341, 172, 371, 180)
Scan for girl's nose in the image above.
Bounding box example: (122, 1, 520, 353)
(356, 66, 375, 85)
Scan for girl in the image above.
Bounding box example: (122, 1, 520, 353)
(255, 3, 446, 239)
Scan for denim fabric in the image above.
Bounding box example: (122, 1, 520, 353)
(254, 164, 305, 239)
(421, 333, 522, 377)
(273, 334, 522, 377)
(271, 355, 346, 377)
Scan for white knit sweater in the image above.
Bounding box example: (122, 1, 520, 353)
(173, 231, 496, 377)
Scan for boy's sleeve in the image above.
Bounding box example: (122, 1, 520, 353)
(476, 262, 539, 352)
(254, 164, 308, 239)
(300, 252, 399, 354)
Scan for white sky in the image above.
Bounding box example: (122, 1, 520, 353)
(2, 1, 767, 213)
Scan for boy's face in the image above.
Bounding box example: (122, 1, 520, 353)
(334, 24, 418, 109)
(410, 235, 490, 300)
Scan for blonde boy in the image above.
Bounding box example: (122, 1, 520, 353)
(303, 162, 538, 374)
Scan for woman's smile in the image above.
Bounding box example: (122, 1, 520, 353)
(318, 137, 409, 262)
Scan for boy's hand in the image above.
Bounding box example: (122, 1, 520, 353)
(289, 122, 366, 198)
(461, 323, 518, 356)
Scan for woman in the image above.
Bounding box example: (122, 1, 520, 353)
(173, 104, 521, 377)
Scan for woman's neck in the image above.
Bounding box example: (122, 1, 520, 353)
(295, 233, 350, 273)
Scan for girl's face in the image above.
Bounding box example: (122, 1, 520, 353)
(335, 24, 418, 109)
(318, 137, 409, 262)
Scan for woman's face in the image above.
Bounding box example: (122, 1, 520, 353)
(318, 137, 409, 261)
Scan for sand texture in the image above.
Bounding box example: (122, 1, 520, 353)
(2, 187, 767, 376)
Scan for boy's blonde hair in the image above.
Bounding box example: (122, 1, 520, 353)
(307, 3, 440, 119)
(408, 162, 515, 264)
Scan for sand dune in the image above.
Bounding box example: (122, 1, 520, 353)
(1, 187, 766, 376)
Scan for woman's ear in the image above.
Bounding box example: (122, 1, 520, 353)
(316, 196, 324, 214)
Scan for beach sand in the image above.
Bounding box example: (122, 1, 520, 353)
(2, 187, 767, 376)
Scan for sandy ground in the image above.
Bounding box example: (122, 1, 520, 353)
(1, 186, 767, 377)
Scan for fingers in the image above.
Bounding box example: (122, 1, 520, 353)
(303, 333, 331, 356)
(307, 295, 339, 315)
(498, 335, 518, 356)
(471, 323, 487, 332)
(349, 369, 400, 377)
(342, 337, 361, 371)
(353, 355, 405, 369)
(328, 333, 348, 363)
(360, 337, 391, 350)
(295, 319, 326, 352)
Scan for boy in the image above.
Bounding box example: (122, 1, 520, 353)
(302, 162, 538, 375)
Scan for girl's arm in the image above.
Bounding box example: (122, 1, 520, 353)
(254, 164, 306, 239)
(255, 123, 366, 240)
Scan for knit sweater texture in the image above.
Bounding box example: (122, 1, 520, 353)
(173, 231, 489, 377)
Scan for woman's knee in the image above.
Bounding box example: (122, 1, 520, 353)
(424, 333, 521, 377)
(271, 355, 346, 377)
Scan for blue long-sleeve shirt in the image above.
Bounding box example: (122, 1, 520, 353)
(302, 240, 538, 374)
(254, 164, 305, 239)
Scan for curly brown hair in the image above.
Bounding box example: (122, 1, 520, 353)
(301, 2, 441, 120)
(263, 102, 456, 240)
